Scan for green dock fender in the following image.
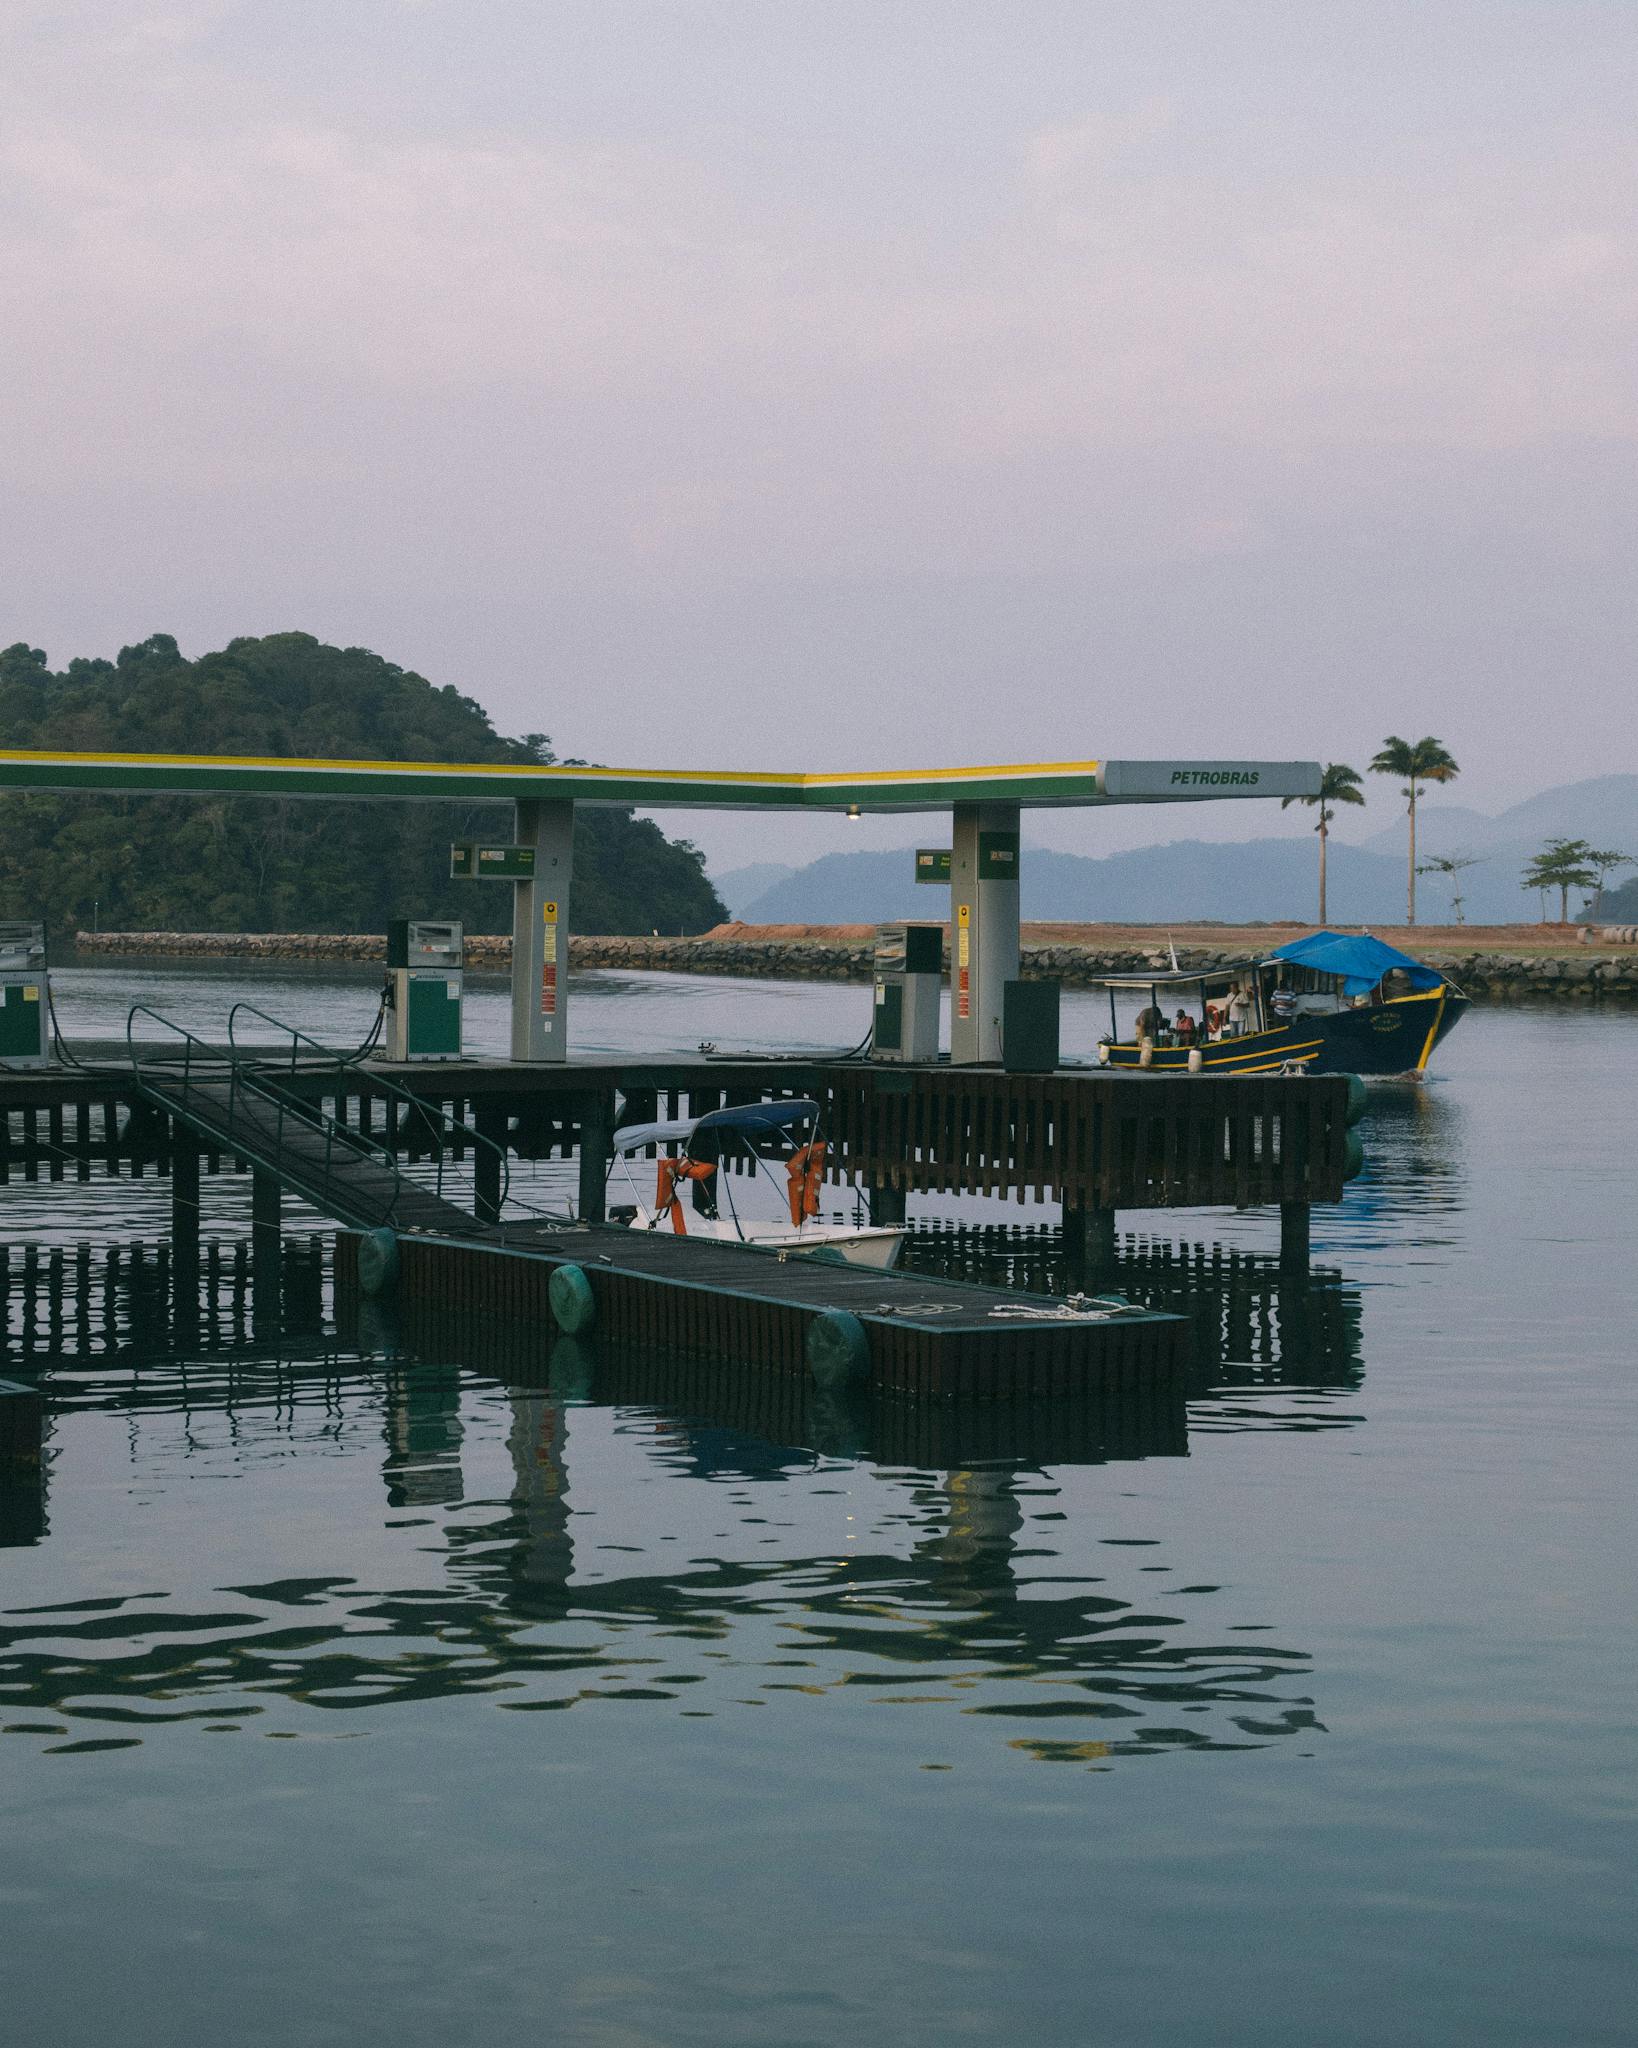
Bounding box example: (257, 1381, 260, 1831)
(806, 1309, 871, 1390)
(548, 1262, 597, 1337)
(1343, 1129, 1366, 1181)
(1343, 1074, 1368, 1126)
(357, 1227, 400, 1298)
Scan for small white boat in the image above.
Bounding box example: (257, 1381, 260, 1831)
(609, 1098, 906, 1271)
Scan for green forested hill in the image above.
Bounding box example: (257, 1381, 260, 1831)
(0, 633, 725, 938)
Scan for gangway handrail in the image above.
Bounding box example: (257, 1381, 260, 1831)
(224, 1001, 539, 1223)
(126, 1003, 410, 1228)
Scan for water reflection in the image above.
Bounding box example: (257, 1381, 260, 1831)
(0, 1237, 1325, 1766)
(382, 1360, 466, 1508)
(906, 1223, 1366, 1409)
(1, 1235, 329, 1371)
(0, 1379, 46, 1546)
(1340, 1079, 1469, 1249)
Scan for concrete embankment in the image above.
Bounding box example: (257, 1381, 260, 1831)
(70, 924, 1638, 1000)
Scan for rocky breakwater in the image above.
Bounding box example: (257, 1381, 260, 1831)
(73, 930, 512, 965)
(1419, 947, 1638, 1001)
(68, 929, 877, 976)
(70, 925, 1638, 1000)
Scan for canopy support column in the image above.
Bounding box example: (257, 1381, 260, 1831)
(949, 800, 1020, 1066)
(511, 800, 575, 1064)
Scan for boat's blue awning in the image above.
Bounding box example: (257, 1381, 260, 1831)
(614, 1097, 819, 1153)
(1270, 930, 1442, 996)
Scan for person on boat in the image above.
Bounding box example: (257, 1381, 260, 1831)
(1226, 983, 1252, 1036)
(1134, 1001, 1165, 1042)
(1173, 1009, 1198, 1046)
(1269, 980, 1298, 1025)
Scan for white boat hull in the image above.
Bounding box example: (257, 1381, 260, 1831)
(628, 1210, 905, 1270)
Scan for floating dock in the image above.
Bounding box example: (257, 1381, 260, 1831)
(335, 1222, 1188, 1400)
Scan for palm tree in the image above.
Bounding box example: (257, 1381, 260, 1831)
(1417, 850, 1485, 925)
(1283, 763, 1365, 925)
(1369, 736, 1460, 926)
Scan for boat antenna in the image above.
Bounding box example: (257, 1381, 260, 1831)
(1167, 933, 1180, 972)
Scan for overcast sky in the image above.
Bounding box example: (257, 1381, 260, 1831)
(3, 1, 1634, 871)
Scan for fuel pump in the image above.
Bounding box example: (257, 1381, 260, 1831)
(869, 922, 942, 1063)
(0, 923, 49, 1068)
(382, 919, 464, 1061)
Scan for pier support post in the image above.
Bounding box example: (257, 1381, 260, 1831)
(1064, 1201, 1118, 1285)
(251, 1168, 282, 1324)
(511, 799, 576, 1064)
(1279, 1200, 1311, 1274)
(577, 1094, 610, 1226)
(868, 1182, 907, 1227)
(474, 1105, 506, 1227)
(949, 800, 1021, 1066)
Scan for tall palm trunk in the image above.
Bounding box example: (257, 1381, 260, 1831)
(1406, 787, 1417, 925)
(1318, 817, 1329, 925)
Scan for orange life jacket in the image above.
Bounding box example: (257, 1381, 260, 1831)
(785, 1140, 827, 1228)
(655, 1156, 716, 1235)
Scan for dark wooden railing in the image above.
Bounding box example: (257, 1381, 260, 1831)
(815, 1068, 1349, 1208)
(4, 1056, 1351, 1213)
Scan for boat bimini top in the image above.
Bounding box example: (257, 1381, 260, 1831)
(1267, 931, 1442, 994)
(612, 1097, 821, 1155)
(1087, 931, 1442, 996)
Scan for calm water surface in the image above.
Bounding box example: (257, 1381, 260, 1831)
(2, 964, 1635, 2047)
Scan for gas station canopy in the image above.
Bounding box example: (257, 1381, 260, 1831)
(0, 750, 1320, 810)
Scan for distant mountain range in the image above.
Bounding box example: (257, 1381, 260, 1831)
(1354, 774, 1638, 861)
(714, 861, 798, 919)
(718, 775, 1638, 926)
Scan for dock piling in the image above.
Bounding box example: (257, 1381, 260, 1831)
(251, 1167, 282, 1322)
(474, 1105, 505, 1226)
(576, 1093, 612, 1226)
(1279, 1200, 1311, 1274)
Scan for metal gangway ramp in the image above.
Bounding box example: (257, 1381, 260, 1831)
(124, 1004, 526, 1239)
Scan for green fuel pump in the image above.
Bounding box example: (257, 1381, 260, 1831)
(383, 920, 464, 1061)
(0, 923, 49, 1068)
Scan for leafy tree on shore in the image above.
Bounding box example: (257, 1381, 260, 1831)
(1282, 762, 1365, 925)
(0, 633, 726, 939)
(1584, 848, 1634, 917)
(1521, 838, 1596, 925)
(1369, 736, 1459, 926)
(1417, 850, 1485, 925)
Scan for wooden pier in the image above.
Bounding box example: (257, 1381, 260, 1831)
(2, 1038, 1359, 1400)
(3, 1044, 1353, 1218)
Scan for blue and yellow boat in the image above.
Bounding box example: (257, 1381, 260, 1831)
(1091, 930, 1468, 1077)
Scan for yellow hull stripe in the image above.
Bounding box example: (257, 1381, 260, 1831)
(1414, 993, 1446, 1073)
(1114, 1036, 1326, 1068)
